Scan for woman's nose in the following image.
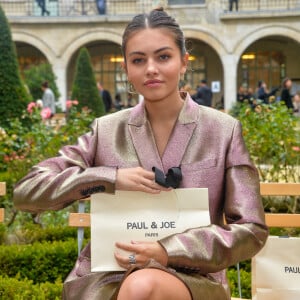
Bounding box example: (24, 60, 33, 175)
(146, 59, 158, 75)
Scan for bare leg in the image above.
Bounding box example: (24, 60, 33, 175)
(117, 268, 192, 300)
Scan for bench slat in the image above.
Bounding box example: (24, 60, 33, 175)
(0, 182, 6, 196)
(260, 182, 300, 196)
(69, 212, 90, 227)
(68, 212, 300, 228)
(0, 208, 4, 223)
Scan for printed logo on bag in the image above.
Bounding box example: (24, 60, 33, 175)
(127, 221, 176, 237)
(285, 266, 300, 274)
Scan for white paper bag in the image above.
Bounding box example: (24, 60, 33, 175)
(252, 236, 300, 300)
(91, 188, 210, 272)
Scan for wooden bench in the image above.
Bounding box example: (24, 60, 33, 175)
(0, 182, 6, 223)
(68, 182, 300, 299)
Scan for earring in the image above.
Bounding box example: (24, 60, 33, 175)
(127, 82, 138, 94)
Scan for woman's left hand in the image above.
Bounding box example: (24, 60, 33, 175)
(114, 241, 168, 269)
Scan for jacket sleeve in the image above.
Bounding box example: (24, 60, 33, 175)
(13, 119, 116, 213)
(159, 121, 268, 274)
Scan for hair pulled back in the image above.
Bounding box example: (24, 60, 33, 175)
(122, 8, 186, 60)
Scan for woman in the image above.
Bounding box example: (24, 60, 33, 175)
(13, 8, 268, 300)
(281, 77, 294, 110)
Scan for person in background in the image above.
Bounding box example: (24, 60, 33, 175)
(237, 85, 250, 103)
(13, 8, 267, 300)
(292, 91, 300, 117)
(229, 0, 238, 11)
(41, 81, 56, 117)
(257, 80, 279, 104)
(114, 93, 124, 111)
(97, 82, 113, 113)
(36, 0, 50, 16)
(281, 77, 294, 110)
(192, 79, 213, 107)
(96, 0, 106, 14)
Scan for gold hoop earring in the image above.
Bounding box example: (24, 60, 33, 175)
(127, 82, 138, 94)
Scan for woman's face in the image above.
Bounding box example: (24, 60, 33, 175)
(123, 28, 188, 103)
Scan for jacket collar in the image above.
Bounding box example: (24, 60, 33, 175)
(128, 93, 199, 172)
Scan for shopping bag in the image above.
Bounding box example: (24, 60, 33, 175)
(90, 188, 210, 271)
(252, 235, 300, 300)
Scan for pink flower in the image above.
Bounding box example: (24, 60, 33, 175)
(41, 107, 52, 119)
(66, 100, 73, 109)
(292, 146, 300, 152)
(66, 100, 79, 109)
(27, 102, 36, 113)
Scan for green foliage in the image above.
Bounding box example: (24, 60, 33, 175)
(7, 224, 77, 244)
(0, 275, 63, 300)
(0, 239, 77, 284)
(71, 47, 105, 117)
(23, 63, 60, 102)
(0, 102, 95, 225)
(230, 101, 299, 183)
(0, 6, 31, 129)
(227, 262, 251, 299)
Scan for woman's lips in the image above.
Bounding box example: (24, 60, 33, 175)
(144, 80, 163, 87)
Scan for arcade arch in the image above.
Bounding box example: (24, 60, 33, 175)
(237, 35, 300, 99)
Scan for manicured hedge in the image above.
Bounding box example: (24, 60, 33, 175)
(0, 275, 63, 299)
(0, 239, 77, 284)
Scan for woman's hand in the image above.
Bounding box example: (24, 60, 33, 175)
(114, 241, 168, 269)
(115, 167, 171, 194)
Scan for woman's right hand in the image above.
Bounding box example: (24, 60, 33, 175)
(115, 167, 171, 194)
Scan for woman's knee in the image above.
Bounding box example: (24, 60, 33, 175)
(117, 270, 155, 300)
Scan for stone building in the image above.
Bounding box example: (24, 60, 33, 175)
(1, 0, 300, 110)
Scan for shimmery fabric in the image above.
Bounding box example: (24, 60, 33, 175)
(13, 95, 268, 299)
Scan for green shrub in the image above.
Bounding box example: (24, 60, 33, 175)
(0, 239, 77, 284)
(71, 47, 105, 117)
(24, 63, 60, 102)
(230, 101, 299, 183)
(0, 6, 31, 130)
(227, 261, 251, 298)
(0, 275, 63, 300)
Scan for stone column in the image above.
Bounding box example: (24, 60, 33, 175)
(222, 54, 239, 111)
(52, 60, 67, 112)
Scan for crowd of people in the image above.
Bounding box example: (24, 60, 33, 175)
(237, 77, 300, 116)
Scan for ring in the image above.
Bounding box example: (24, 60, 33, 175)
(128, 253, 136, 265)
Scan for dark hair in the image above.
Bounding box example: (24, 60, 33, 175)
(41, 81, 49, 88)
(282, 77, 290, 88)
(121, 8, 186, 61)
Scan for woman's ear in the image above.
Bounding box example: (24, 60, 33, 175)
(180, 53, 189, 75)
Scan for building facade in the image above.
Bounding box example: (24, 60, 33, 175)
(2, 0, 300, 110)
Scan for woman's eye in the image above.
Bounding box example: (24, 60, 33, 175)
(132, 58, 143, 64)
(160, 54, 170, 61)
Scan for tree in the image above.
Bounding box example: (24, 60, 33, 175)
(24, 63, 60, 102)
(71, 47, 104, 117)
(0, 5, 31, 129)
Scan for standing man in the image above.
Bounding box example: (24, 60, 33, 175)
(36, 0, 50, 16)
(229, 0, 238, 11)
(97, 82, 112, 113)
(192, 79, 213, 107)
(41, 81, 56, 117)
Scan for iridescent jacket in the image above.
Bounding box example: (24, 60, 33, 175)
(13, 95, 268, 300)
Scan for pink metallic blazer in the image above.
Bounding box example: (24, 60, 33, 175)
(13, 94, 268, 298)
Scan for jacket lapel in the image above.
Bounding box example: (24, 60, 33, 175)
(128, 95, 199, 173)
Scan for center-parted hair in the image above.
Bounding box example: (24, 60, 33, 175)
(121, 8, 186, 60)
